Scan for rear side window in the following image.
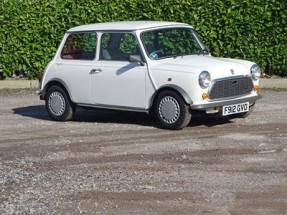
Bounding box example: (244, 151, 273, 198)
(61, 32, 97, 60)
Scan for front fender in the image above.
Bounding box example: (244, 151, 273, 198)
(149, 84, 193, 109)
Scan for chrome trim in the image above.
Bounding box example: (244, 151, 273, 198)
(250, 64, 261, 80)
(191, 94, 262, 110)
(208, 93, 253, 102)
(208, 75, 253, 101)
(208, 75, 251, 93)
(212, 74, 251, 82)
(199, 71, 211, 89)
(77, 103, 148, 113)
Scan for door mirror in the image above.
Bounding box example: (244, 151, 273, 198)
(129, 55, 145, 66)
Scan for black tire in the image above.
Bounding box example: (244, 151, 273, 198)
(228, 102, 255, 120)
(45, 85, 75, 121)
(154, 90, 191, 130)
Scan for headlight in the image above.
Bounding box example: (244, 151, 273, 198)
(199, 71, 211, 88)
(250, 64, 261, 80)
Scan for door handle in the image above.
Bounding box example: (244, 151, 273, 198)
(90, 68, 102, 74)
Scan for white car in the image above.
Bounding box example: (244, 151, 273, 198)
(39, 21, 262, 129)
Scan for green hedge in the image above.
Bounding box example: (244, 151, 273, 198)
(0, 0, 286, 78)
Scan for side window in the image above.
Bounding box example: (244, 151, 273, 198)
(61, 32, 97, 60)
(100, 32, 140, 61)
(119, 33, 138, 55)
(141, 31, 157, 54)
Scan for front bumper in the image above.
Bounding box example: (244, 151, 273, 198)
(39, 92, 44, 100)
(190, 94, 262, 110)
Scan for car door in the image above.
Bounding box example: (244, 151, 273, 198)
(54, 32, 97, 104)
(91, 32, 147, 109)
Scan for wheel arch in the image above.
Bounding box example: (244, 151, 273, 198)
(42, 79, 74, 102)
(149, 84, 193, 110)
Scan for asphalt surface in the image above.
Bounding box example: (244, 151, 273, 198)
(0, 89, 286, 214)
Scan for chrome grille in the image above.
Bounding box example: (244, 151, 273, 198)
(209, 76, 253, 100)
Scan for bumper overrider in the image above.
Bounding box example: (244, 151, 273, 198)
(190, 94, 262, 110)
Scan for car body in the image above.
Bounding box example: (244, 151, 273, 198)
(39, 21, 262, 129)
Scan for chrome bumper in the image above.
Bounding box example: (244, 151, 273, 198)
(191, 94, 262, 110)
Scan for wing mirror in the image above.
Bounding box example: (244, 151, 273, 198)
(129, 55, 145, 66)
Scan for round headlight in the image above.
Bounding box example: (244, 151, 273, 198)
(199, 71, 211, 88)
(250, 64, 261, 80)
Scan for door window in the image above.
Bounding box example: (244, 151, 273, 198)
(100, 32, 140, 61)
(61, 32, 97, 60)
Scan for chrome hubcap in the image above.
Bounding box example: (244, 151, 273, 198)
(48, 92, 65, 116)
(159, 96, 180, 124)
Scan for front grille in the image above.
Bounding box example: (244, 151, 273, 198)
(209, 76, 253, 100)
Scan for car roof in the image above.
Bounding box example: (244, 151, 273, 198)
(67, 21, 192, 32)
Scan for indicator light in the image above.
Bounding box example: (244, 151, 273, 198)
(254, 85, 260, 91)
(202, 93, 209, 100)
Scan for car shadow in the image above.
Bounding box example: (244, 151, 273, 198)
(12, 105, 50, 120)
(12, 106, 157, 127)
(73, 108, 157, 127)
(12, 106, 232, 128)
(189, 116, 232, 128)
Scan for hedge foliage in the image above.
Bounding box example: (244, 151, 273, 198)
(0, 0, 286, 78)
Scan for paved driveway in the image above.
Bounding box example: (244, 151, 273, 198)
(0, 89, 286, 214)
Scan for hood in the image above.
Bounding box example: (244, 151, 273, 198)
(150, 55, 254, 79)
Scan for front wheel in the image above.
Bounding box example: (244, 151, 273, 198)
(154, 91, 191, 130)
(45, 85, 75, 121)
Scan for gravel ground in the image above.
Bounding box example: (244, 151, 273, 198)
(0, 89, 286, 215)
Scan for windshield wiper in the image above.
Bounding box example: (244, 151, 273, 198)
(173, 52, 186, 59)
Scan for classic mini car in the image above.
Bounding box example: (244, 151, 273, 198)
(39, 21, 262, 129)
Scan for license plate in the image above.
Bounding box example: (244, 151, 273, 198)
(222, 102, 249, 116)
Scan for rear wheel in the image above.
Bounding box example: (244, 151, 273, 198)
(45, 85, 75, 121)
(154, 90, 191, 130)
